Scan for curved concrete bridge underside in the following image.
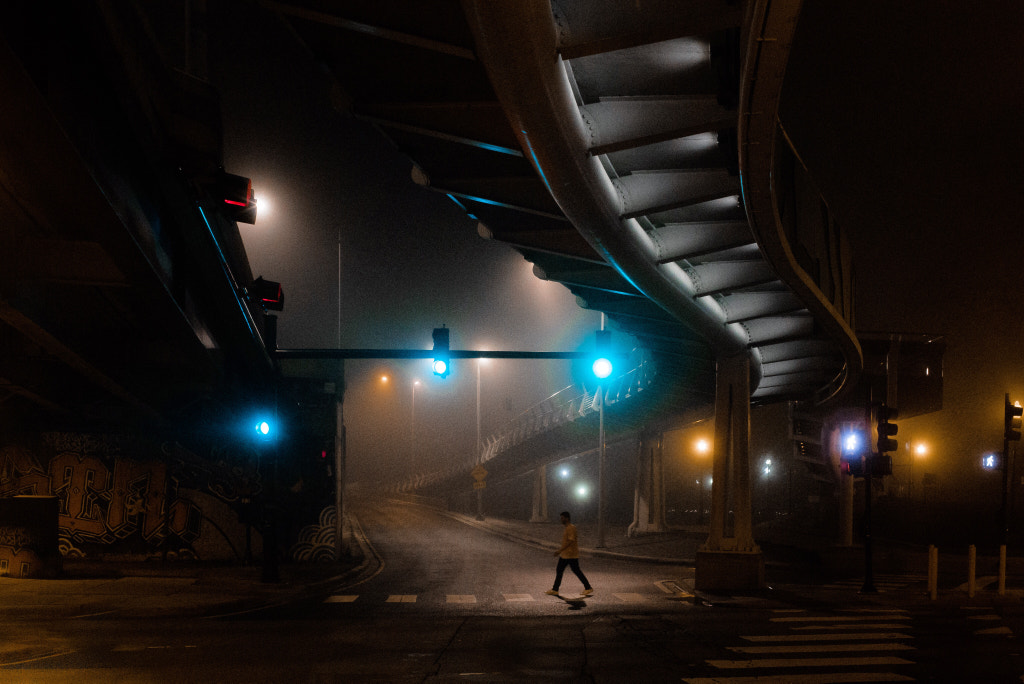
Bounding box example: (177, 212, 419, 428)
(270, 0, 862, 588)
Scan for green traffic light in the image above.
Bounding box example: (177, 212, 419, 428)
(592, 357, 613, 379)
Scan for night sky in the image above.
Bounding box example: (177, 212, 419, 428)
(204, 2, 1024, 500)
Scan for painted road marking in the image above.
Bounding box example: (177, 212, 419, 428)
(742, 632, 912, 642)
(503, 594, 534, 602)
(684, 673, 914, 683)
(324, 595, 358, 603)
(386, 595, 417, 603)
(729, 643, 914, 654)
(707, 656, 914, 669)
(446, 595, 477, 603)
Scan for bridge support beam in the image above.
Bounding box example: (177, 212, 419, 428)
(530, 466, 549, 523)
(628, 431, 666, 535)
(695, 354, 764, 592)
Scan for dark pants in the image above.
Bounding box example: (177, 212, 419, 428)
(553, 557, 591, 591)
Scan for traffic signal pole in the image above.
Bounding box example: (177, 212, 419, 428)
(274, 349, 594, 360)
(862, 403, 877, 594)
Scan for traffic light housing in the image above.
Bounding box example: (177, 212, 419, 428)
(218, 171, 257, 224)
(840, 427, 866, 477)
(251, 277, 285, 311)
(592, 329, 613, 380)
(875, 403, 899, 454)
(869, 453, 893, 477)
(432, 326, 450, 378)
(1005, 394, 1022, 441)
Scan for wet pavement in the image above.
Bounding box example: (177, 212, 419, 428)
(3, 500, 1023, 620)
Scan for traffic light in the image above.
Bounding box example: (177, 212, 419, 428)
(592, 330, 613, 380)
(840, 428, 865, 477)
(1005, 394, 1022, 441)
(251, 277, 284, 311)
(875, 403, 899, 454)
(432, 326, 450, 378)
(254, 418, 274, 439)
(218, 171, 257, 224)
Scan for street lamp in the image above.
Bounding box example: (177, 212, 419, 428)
(694, 438, 711, 524)
(909, 441, 927, 499)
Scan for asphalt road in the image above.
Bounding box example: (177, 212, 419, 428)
(3, 499, 1024, 682)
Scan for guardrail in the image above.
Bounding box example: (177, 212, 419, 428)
(392, 350, 657, 493)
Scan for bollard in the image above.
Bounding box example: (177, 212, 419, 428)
(967, 545, 976, 598)
(999, 544, 1007, 596)
(928, 544, 938, 600)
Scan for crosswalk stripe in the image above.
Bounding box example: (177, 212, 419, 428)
(324, 595, 358, 603)
(683, 673, 915, 683)
(742, 632, 912, 642)
(772, 615, 909, 623)
(790, 623, 908, 630)
(385, 595, 417, 603)
(729, 642, 914, 654)
(446, 595, 477, 603)
(503, 594, 535, 602)
(707, 656, 914, 669)
(612, 592, 646, 602)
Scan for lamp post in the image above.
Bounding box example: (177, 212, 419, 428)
(475, 359, 488, 520)
(410, 380, 420, 474)
(910, 441, 927, 500)
(695, 438, 710, 524)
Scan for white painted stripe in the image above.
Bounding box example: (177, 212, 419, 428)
(966, 614, 1001, 621)
(791, 623, 909, 631)
(386, 595, 417, 603)
(976, 626, 1013, 635)
(772, 615, 909, 623)
(446, 595, 477, 603)
(503, 594, 534, 602)
(742, 632, 912, 642)
(613, 593, 646, 602)
(729, 642, 914, 654)
(708, 656, 914, 669)
(324, 595, 358, 603)
(683, 672, 915, 682)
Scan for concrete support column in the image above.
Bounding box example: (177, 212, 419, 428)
(696, 354, 764, 591)
(530, 466, 548, 523)
(629, 430, 666, 535)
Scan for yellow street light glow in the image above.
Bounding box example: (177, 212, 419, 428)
(695, 438, 710, 455)
(915, 443, 927, 456)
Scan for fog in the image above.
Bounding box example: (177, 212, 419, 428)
(208, 8, 601, 484)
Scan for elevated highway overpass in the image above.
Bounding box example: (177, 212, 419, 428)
(0, 1, 864, 588)
(270, 0, 860, 588)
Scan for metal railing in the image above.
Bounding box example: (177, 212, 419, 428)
(392, 350, 657, 492)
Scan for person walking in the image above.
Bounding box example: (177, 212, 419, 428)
(545, 511, 594, 596)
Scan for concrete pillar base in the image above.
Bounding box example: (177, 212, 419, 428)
(695, 549, 765, 592)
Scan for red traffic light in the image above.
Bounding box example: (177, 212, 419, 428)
(252, 277, 284, 311)
(219, 172, 257, 224)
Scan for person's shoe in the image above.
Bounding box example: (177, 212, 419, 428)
(544, 589, 560, 595)
(581, 588, 594, 596)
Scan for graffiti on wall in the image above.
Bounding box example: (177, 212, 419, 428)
(0, 433, 265, 560)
